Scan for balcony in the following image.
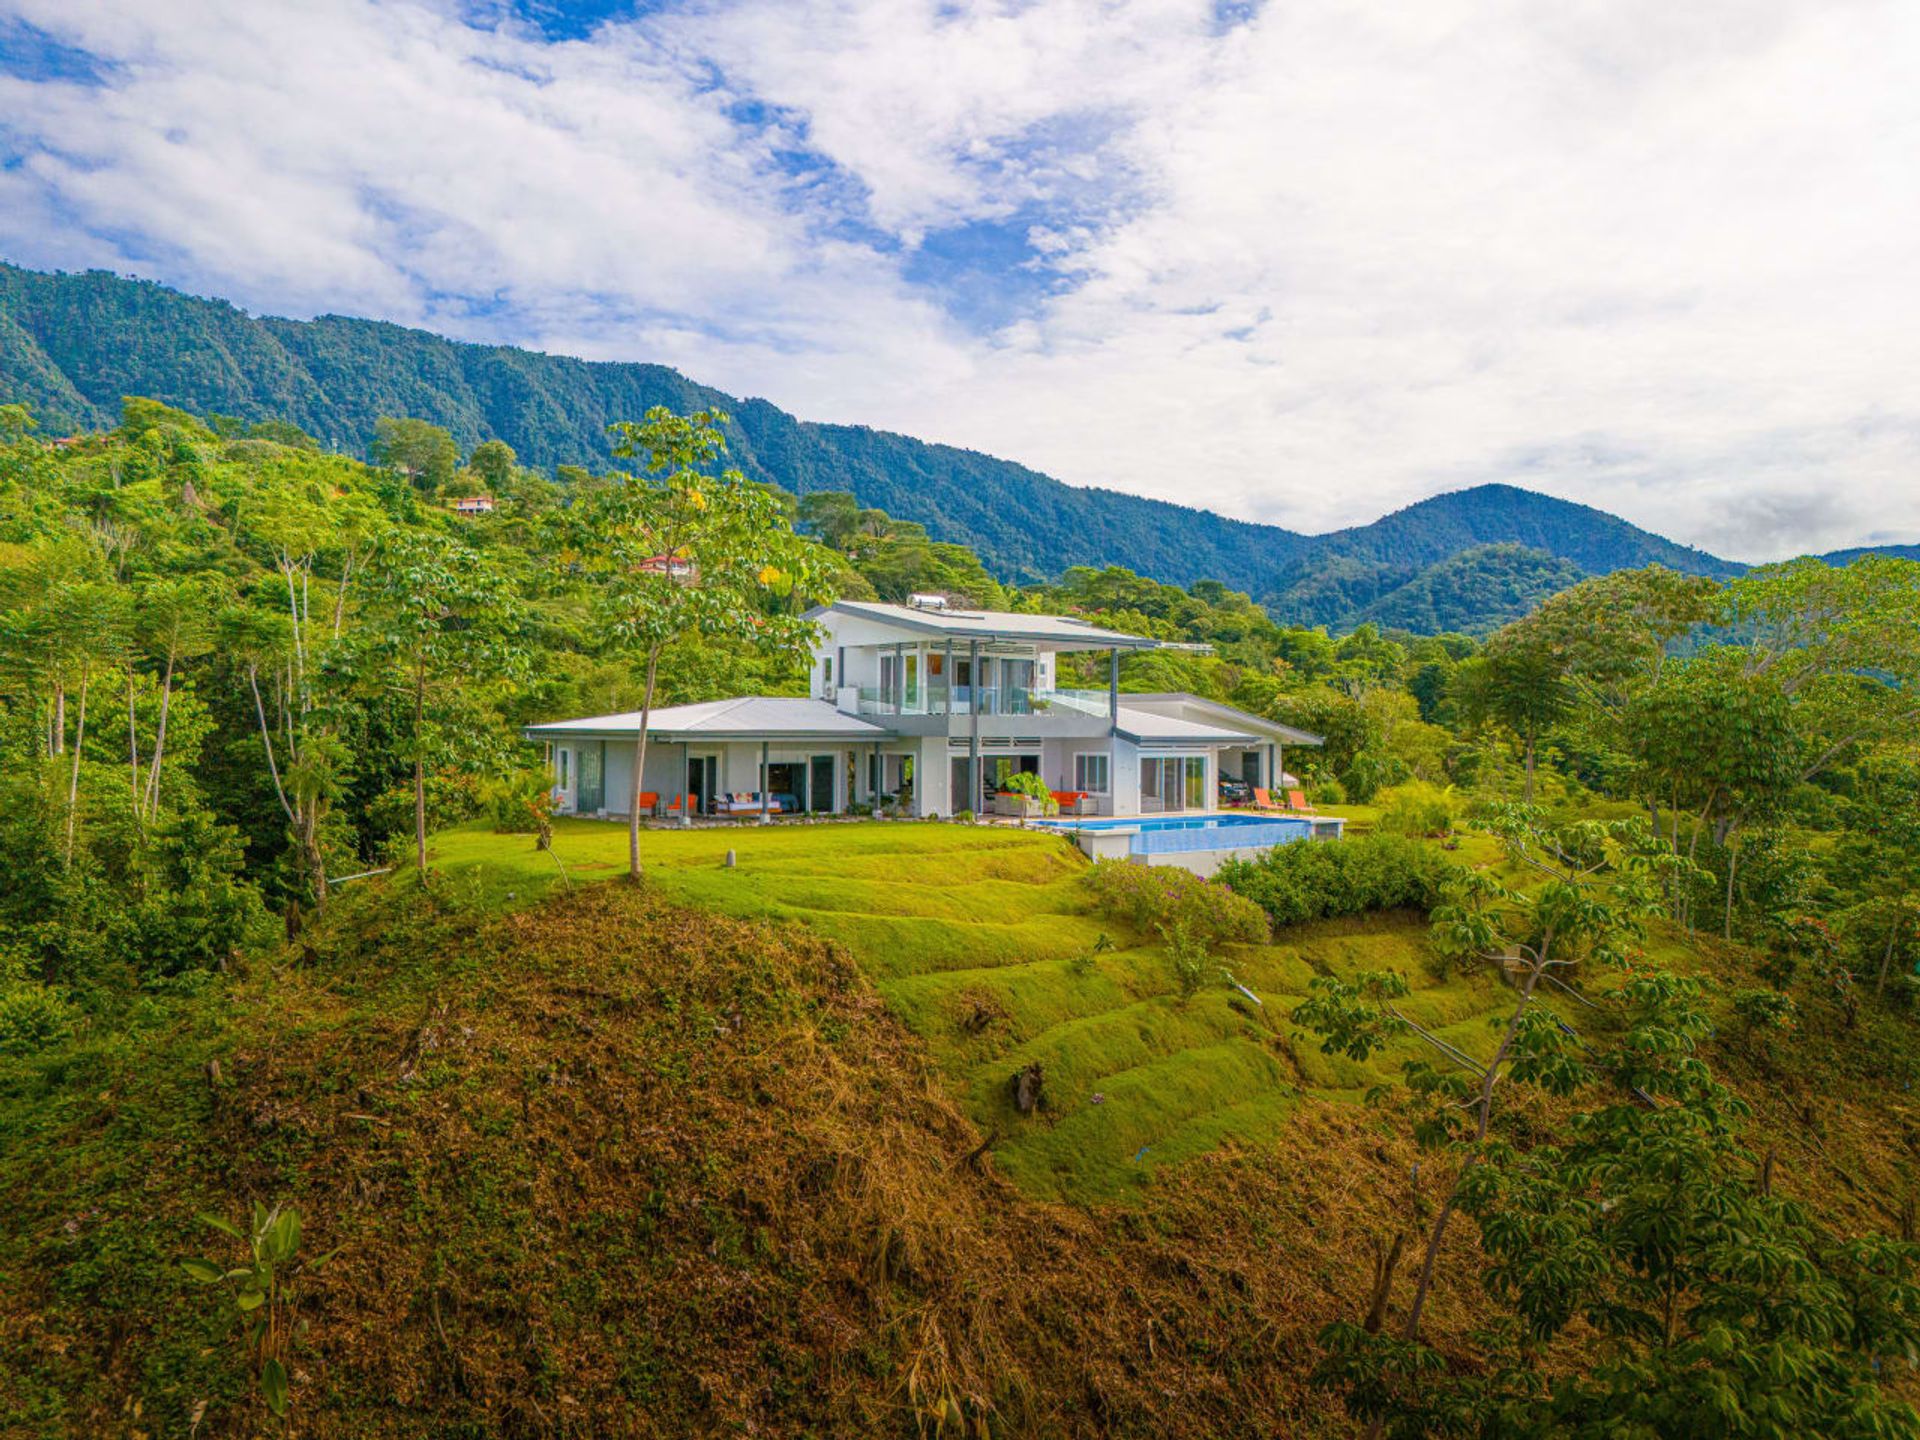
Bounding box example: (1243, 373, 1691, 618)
(854, 684, 1113, 719)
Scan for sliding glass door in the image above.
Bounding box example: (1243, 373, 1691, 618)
(1139, 755, 1207, 812)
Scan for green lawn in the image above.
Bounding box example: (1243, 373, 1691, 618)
(424, 817, 1521, 1203)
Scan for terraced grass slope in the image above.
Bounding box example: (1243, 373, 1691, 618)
(429, 819, 1523, 1203)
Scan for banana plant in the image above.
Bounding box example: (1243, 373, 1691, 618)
(181, 1202, 337, 1420)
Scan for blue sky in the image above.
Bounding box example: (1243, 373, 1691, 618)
(1, 0, 1917, 558)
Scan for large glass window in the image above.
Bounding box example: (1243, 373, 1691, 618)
(1139, 756, 1206, 812)
(1074, 752, 1110, 794)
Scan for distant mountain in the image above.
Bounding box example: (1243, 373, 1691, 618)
(1261, 486, 1739, 628)
(0, 263, 1302, 589)
(1, 261, 1908, 632)
(1818, 543, 1920, 565)
(1346, 544, 1589, 636)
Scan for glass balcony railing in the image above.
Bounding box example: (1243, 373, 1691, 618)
(855, 684, 1115, 719)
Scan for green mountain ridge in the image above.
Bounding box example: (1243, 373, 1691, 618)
(0, 261, 1906, 632)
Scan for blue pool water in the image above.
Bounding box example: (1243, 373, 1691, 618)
(1034, 813, 1301, 833)
(1037, 812, 1319, 858)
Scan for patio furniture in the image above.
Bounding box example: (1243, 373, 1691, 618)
(717, 792, 785, 816)
(1050, 790, 1099, 816)
(991, 791, 1046, 818)
(638, 791, 660, 817)
(1285, 789, 1311, 811)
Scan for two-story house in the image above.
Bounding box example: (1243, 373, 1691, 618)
(523, 598, 1321, 820)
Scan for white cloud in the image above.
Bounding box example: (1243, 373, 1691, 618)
(1, 0, 1916, 560)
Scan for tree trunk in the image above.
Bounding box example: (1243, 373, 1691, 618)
(1522, 727, 1536, 804)
(126, 666, 143, 818)
(64, 663, 90, 864)
(1878, 928, 1898, 999)
(247, 664, 296, 828)
(414, 667, 428, 884)
(305, 816, 329, 919)
(144, 654, 175, 818)
(1724, 844, 1738, 941)
(628, 647, 661, 884)
(1400, 952, 1548, 1345)
(331, 550, 355, 638)
(52, 685, 64, 755)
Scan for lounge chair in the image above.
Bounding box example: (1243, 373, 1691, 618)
(1251, 787, 1279, 811)
(1285, 789, 1312, 812)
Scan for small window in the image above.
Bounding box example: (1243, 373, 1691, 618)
(1074, 752, 1110, 794)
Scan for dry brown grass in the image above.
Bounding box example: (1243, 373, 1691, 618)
(4, 884, 1501, 1438)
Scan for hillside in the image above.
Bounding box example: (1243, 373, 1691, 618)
(1344, 543, 1588, 635)
(1261, 487, 1740, 628)
(5, 261, 1911, 632)
(0, 838, 1474, 1439)
(0, 263, 1301, 589)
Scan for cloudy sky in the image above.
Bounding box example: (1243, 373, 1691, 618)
(1, 0, 1916, 558)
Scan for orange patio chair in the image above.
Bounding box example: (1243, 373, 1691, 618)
(1285, 789, 1311, 812)
(1252, 787, 1278, 811)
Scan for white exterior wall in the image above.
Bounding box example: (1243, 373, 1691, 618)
(1109, 734, 1142, 815)
(917, 736, 953, 816)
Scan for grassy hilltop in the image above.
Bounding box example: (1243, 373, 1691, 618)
(7, 815, 1917, 1437)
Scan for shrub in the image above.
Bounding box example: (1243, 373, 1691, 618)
(998, 772, 1058, 814)
(482, 769, 556, 836)
(1082, 861, 1271, 949)
(367, 770, 483, 841)
(1163, 921, 1212, 998)
(1374, 782, 1456, 838)
(1215, 834, 1453, 930)
(1309, 776, 1347, 806)
(0, 982, 76, 1056)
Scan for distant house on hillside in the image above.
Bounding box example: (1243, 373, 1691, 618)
(451, 495, 495, 515)
(524, 599, 1327, 849)
(637, 552, 697, 583)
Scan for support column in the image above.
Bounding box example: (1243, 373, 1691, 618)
(682, 740, 692, 826)
(1108, 646, 1119, 727)
(942, 639, 953, 716)
(760, 741, 770, 824)
(968, 638, 981, 816)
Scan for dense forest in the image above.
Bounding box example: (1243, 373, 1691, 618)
(6, 395, 1920, 1437)
(4, 261, 1903, 632)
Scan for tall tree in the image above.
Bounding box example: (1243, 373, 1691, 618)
(467, 438, 516, 491)
(361, 529, 523, 881)
(576, 407, 820, 882)
(370, 417, 458, 494)
(1453, 633, 1572, 802)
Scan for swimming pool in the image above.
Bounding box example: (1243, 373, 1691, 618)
(1034, 813, 1303, 834)
(1036, 811, 1342, 874)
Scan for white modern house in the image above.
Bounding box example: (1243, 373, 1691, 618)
(523, 598, 1322, 822)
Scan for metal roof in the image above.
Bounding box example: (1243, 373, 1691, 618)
(523, 697, 896, 743)
(1114, 694, 1324, 746)
(806, 600, 1161, 649)
(1114, 706, 1261, 745)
